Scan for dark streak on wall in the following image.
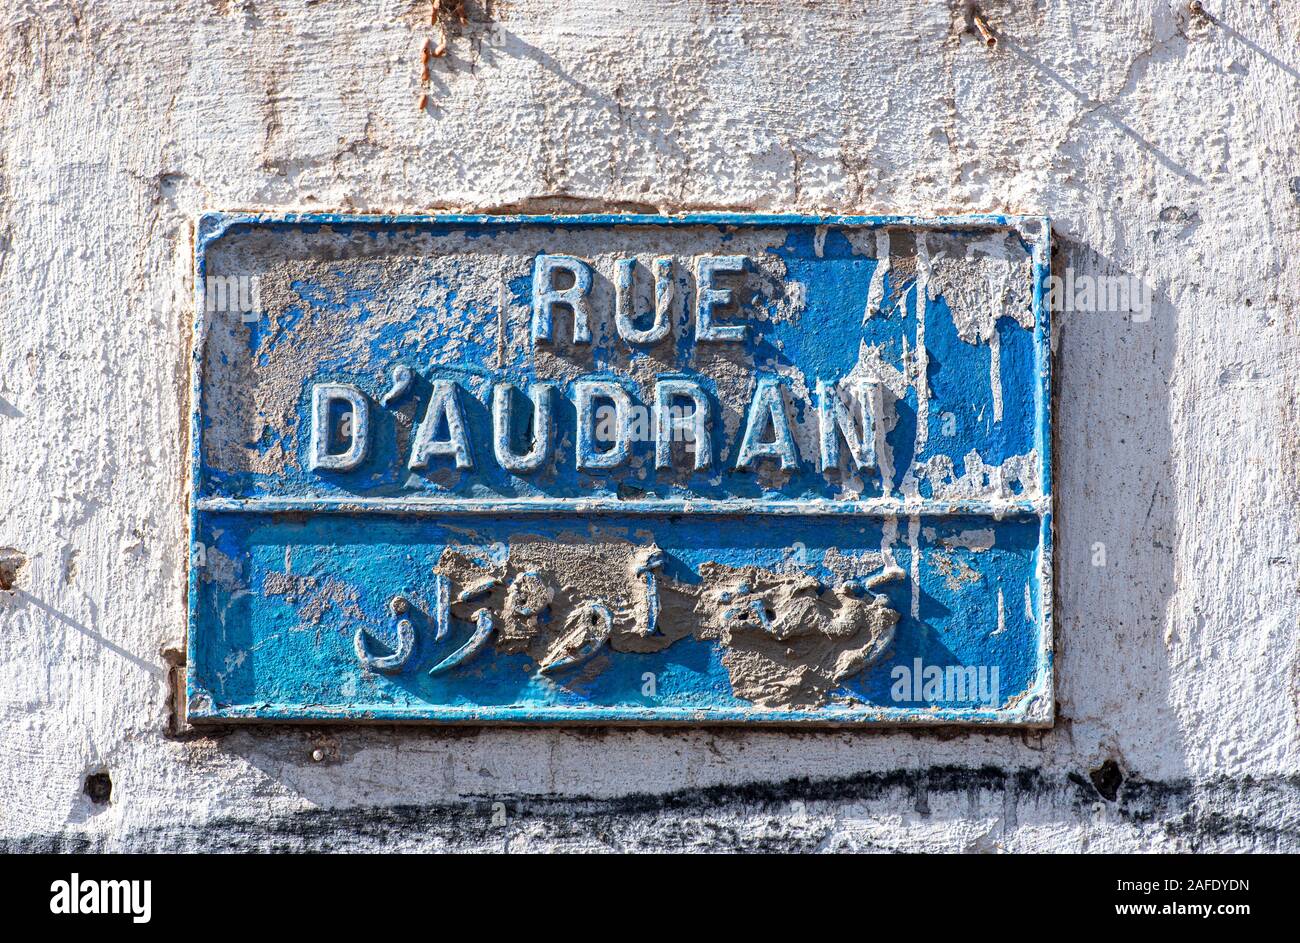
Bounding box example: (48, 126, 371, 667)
(9, 766, 1299, 852)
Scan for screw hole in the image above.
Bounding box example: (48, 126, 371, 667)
(83, 771, 112, 805)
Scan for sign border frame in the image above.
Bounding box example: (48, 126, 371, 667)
(186, 212, 1054, 727)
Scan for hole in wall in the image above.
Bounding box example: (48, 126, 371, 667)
(83, 771, 112, 805)
(0, 548, 26, 591)
(1089, 759, 1124, 802)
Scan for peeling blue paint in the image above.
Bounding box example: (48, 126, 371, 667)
(187, 213, 1053, 725)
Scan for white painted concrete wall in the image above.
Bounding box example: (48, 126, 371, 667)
(1, 0, 1297, 851)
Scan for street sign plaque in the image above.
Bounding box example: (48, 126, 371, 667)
(188, 213, 1052, 724)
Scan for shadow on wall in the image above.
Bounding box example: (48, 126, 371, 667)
(1051, 232, 1184, 779)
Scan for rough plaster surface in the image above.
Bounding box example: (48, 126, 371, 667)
(1, 0, 1298, 852)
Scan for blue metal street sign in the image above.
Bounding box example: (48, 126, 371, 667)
(187, 213, 1052, 725)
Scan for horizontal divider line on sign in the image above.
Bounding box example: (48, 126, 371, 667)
(195, 495, 1048, 518)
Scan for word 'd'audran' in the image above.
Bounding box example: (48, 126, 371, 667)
(309, 375, 880, 476)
